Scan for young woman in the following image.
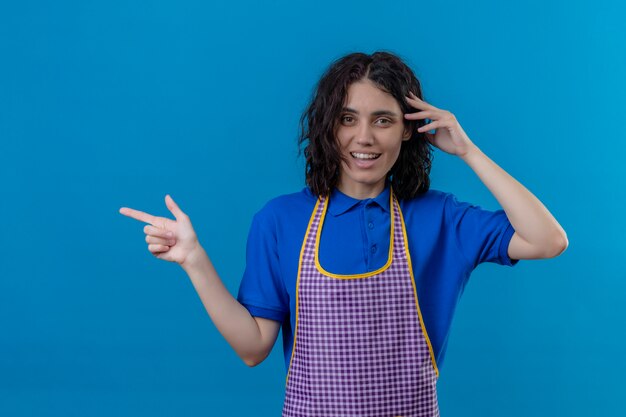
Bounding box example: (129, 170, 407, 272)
(120, 51, 568, 416)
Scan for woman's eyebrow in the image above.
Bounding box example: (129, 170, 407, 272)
(342, 107, 399, 117)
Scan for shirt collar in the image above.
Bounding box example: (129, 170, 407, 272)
(328, 182, 391, 217)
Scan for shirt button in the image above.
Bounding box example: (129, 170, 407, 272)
(371, 244, 377, 253)
(368, 222, 374, 229)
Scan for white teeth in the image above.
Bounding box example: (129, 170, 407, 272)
(351, 152, 381, 160)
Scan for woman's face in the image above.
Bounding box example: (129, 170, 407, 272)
(334, 78, 411, 199)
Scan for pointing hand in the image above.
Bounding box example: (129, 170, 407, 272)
(119, 195, 201, 265)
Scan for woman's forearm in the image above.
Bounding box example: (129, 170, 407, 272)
(460, 144, 568, 254)
(180, 245, 263, 366)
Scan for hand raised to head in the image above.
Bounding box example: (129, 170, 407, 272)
(119, 194, 201, 265)
(403, 91, 475, 157)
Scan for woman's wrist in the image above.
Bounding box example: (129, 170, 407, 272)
(458, 142, 481, 162)
(181, 243, 207, 272)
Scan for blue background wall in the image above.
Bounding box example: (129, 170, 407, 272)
(1, 0, 624, 415)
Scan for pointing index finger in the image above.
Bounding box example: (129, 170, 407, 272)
(119, 207, 159, 225)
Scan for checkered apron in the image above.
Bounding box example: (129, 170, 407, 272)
(282, 191, 440, 417)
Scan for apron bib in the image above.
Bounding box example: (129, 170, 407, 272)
(282, 189, 440, 417)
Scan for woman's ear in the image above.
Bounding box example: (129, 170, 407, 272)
(402, 123, 413, 141)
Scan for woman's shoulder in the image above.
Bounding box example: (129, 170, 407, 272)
(400, 187, 453, 207)
(399, 187, 479, 223)
(253, 186, 318, 222)
(401, 187, 502, 226)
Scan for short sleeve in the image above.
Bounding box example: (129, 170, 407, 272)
(236, 207, 289, 324)
(444, 193, 519, 269)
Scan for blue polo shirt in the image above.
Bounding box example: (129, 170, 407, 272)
(236, 182, 519, 373)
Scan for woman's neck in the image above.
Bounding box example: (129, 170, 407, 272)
(336, 180, 386, 200)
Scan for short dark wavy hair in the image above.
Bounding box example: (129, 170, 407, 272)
(298, 51, 433, 200)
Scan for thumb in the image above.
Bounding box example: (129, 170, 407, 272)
(165, 194, 186, 220)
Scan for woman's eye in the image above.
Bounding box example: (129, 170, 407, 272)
(341, 116, 391, 125)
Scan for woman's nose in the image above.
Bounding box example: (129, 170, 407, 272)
(355, 123, 374, 146)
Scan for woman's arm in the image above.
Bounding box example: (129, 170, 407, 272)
(460, 145, 568, 259)
(182, 246, 281, 366)
(119, 196, 280, 366)
(404, 91, 568, 260)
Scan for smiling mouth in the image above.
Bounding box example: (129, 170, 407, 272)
(351, 152, 381, 160)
